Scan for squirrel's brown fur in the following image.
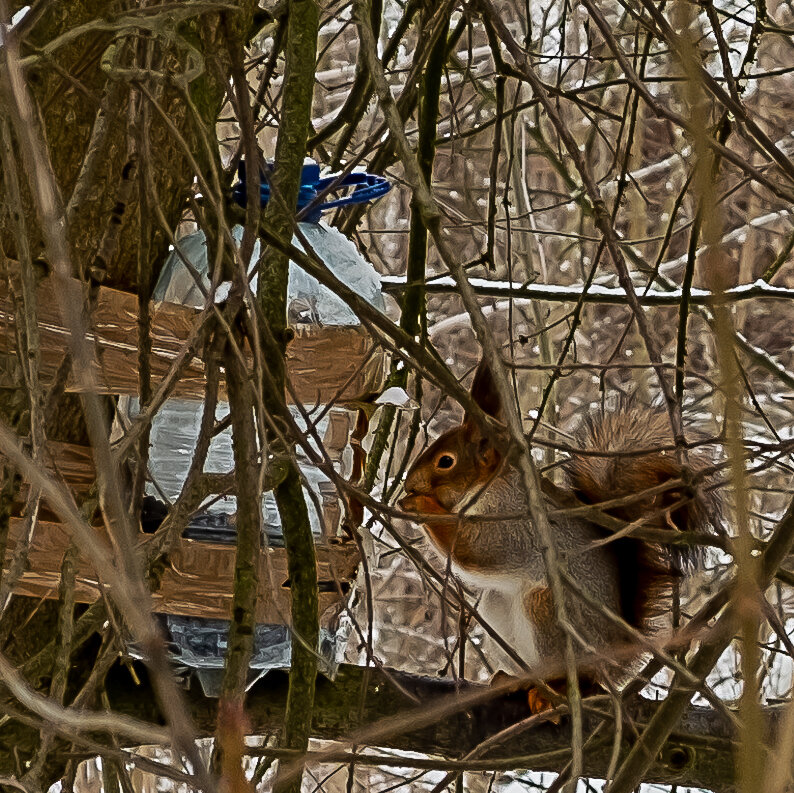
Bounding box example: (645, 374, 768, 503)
(565, 403, 722, 631)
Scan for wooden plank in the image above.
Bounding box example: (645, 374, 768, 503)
(4, 518, 359, 622)
(0, 275, 385, 404)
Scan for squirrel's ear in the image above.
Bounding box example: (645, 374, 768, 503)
(467, 359, 503, 421)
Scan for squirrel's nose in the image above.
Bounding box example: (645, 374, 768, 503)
(398, 489, 416, 511)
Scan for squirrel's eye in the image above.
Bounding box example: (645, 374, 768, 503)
(436, 453, 456, 470)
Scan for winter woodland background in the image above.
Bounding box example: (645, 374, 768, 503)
(1, 0, 794, 791)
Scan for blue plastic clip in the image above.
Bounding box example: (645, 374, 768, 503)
(232, 160, 391, 222)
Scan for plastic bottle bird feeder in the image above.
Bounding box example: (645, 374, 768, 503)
(126, 161, 390, 692)
(0, 160, 390, 696)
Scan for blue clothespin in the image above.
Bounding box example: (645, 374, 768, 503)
(232, 160, 391, 222)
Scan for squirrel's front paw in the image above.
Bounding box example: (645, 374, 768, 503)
(490, 672, 563, 723)
(527, 686, 562, 724)
(526, 685, 553, 714)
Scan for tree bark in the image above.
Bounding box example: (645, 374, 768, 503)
(0, 655, 761, 793)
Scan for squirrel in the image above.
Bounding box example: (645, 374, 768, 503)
(399, 359, 723, 710)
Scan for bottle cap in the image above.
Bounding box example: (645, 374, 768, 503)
(232, 159, 391, 222)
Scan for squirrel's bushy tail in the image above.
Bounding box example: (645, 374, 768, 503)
(564, 403, 723, 630)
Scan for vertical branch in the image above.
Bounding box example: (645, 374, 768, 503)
(22, 543, 76, 789)
(219, 329, 262, 727)
(674, 206, 701, 405)
(0, 115, 45, 615)
(215, 14, 265, 730)
(134, 82, 153, 525)
(363, 5, 447, 490)
(485, 74, 505, 271)
(671, 7, 763, 788)
(255, 3, 320, 791)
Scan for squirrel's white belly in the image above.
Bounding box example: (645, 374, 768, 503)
(463, 573, 541, 673)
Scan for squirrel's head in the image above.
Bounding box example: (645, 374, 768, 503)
(400, 360, 504, 516)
